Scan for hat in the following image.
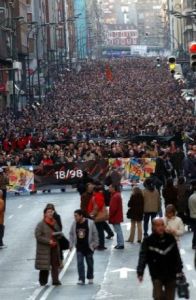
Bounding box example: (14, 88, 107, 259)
(0, 168, 3, 173)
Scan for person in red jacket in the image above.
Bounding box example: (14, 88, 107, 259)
(109, 184, 124, 249)
(88, 184, 107, 250)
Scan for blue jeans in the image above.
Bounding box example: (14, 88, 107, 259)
(77, 251, 94, 283)
(113, 224, 124, 247)
(143, 212, 157, 236)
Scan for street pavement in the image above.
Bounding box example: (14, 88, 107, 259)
(0, 190, 195, 300)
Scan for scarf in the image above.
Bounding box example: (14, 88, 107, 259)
(44, 217, 57, 247)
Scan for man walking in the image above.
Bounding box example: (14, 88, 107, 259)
(188, 184, 196, 249)
(69, 209, 99, 285)
(0, 190, 6, 249)
(109, 184, 124, 249)
(137, 218, 183, 300)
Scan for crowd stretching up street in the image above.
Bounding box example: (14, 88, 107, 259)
(0, 58, 195, 166)
(0, 57, 196, 300)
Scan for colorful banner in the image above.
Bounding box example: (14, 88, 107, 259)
(7, 166, 34, 194)
(109, 158, 156, 186)
(6, 158, 156, 192)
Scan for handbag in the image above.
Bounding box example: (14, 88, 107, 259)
(126, 209, 131, 219)
(94, 206, 109, 222)
(46, 223, 69, 250)
(58, 235, 69, 250)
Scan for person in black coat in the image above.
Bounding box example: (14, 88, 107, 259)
(137, 218, 183, 300)
(76, 171, 94, 196)
(126, 187, 144, 243)
(154, 152, 167, 186)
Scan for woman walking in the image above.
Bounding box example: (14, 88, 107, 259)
(126, 187, 144, 243)
(35, 207, 61, 286)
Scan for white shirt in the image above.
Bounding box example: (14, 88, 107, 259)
(163, 216, 185, 241)
(188, 192, 196, 219)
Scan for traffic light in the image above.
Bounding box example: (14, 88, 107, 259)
(168, 56, 176, 74)
(189, 42, 196, 71)
(156, 57, 160, 67)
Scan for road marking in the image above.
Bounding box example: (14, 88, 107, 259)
(18, 204, 23, 209)
(28, 249, 75, 300)
(192, 280, 196, 287)
(186, 264, 193, 271)
(180, 248, 186, 255)
(111, 267, 136, 279)
(8, 215, 13, 219)
(40, 249, 75, 300)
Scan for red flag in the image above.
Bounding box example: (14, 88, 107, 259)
(105, 64, 113, 81)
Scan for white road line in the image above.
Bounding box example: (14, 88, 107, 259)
(8, 215, 13, 219)
(40, 249, 75, 300)
(192, 280, 196, 287)
(28, 249, 75, 300)
(186, 264, 193, 271)
(18, 204, 23, 209)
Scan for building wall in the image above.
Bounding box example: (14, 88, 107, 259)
(136, 0, 164, 49)
(74, 0, 87, 59)
(182, 0, 196, 50)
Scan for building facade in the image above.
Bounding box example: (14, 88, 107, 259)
(136, 0, 164, 50)
(105, 24, 138, 46)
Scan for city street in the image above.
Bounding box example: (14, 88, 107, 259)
(0, 191, 195, 300)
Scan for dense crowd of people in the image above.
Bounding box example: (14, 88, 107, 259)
(0, 58, 195, 166)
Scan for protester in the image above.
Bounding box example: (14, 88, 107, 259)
(126, 187, 144, 243)
(45, 203, 64, 268)
(0, 59, 195, 168)
(183, 151, 196, 183)
(170, 147, 185, 177)
(143, 178, 160, 237)
(137, 218, 184, 300)
(109, 184, 124, 249)
(0, 190, 6, 249)
(162, 178, 178, 209)
(0, 58, 194, 195)
(188, 185, 196, 250)
(164, 204, 184, 242)
(0, 168, 9, 211)
(176, 176, 190, 223)
(80, 182, 95, 217)
(69, 209, 98, 285)
(88, 184, 107, 250)
(35, 207, 61, 286)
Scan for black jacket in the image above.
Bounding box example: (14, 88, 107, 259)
(137, 232, 183, 281)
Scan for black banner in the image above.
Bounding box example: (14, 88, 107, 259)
(34, 160, 109, 189)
